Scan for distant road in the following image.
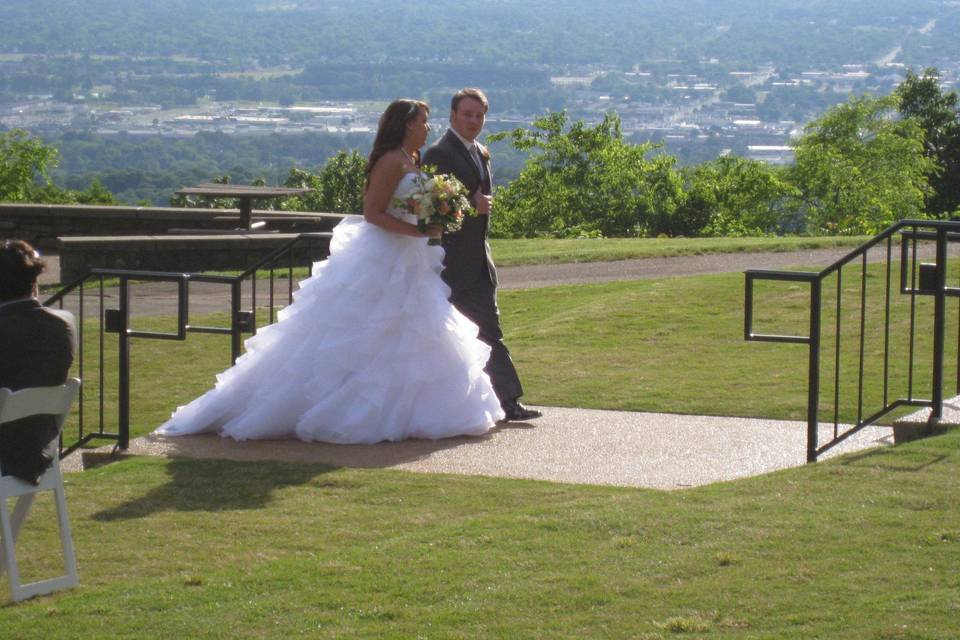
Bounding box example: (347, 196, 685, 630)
(876, 45, 902, 66)
(497, 247, 860, 289)
(40, 247, 856, 290)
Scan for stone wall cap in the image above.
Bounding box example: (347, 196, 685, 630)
(0, 203, 347, 219)
(57, 233, 331, 245)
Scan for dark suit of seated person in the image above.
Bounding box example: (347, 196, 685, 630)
(0, 240, 75, 484)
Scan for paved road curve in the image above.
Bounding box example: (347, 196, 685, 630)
(496, 247, 860, 289)
(42, 246, 858, 290)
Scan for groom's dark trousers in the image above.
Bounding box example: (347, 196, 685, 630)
(422, 129, 523, 405)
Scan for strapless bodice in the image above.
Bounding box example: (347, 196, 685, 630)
(386, 172, 422, 225)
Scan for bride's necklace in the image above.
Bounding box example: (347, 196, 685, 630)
(400, 148, 416, 165)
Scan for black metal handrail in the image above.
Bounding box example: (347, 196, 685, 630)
(43, 232, 332, 457)
(745, 219, 960, 461)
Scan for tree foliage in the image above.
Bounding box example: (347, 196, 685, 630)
(675, 157, 798, 237)
(489, 112, 683, 238)
(28, 178, 119, 206)
(0, 129, 117, 205)
(282, 150, 366, 214)
(490, 88, 945, 238)
(48, 130, 370, 206)
(789, 94, 934, 234)
(490, 113, 803, 238)
(894, 68, 960, 217)
(170, 151, 367, 214)
(0, 129, 59, 202)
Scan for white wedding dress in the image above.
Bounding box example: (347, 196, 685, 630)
(155, 172, 504, 443)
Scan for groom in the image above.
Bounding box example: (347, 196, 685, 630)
(423, 88, 541, 422)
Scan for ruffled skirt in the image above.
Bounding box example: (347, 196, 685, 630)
(155, 217, 503, 443)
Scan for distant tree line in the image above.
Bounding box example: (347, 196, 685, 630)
(40, 130, 372, 206)
(2, 0, 958, 114)
(4, 0, 952, 71)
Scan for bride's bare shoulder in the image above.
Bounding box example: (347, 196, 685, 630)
(369, 150, 405, 178)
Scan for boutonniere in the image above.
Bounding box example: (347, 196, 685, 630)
(476, 143, 490, 161)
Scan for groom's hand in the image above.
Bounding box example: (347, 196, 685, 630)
(473, 193, 492, 216)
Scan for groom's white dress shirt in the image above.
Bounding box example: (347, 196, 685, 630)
(451, 128, 486, 175)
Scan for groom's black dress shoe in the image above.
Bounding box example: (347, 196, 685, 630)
(501, 400, 542, 422)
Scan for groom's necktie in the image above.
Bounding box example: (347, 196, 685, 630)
(469, 145, 484, 177)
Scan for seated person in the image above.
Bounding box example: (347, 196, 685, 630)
(0, 240, 75, 484)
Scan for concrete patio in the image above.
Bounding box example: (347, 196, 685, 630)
(66, 405, 904, 490)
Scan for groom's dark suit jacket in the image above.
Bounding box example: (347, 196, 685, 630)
(422, 129, 523, 404)
(0, 299, 75, 483)
(423, 129, 497, 291)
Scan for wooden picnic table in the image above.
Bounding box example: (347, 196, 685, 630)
(175, 184, 313, 230)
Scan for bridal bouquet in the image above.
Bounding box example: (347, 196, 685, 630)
(394, 170, 474, 245)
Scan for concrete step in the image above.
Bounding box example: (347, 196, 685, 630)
(891, 395, 960, 443)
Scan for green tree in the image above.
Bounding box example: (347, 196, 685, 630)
(0, 129, 59, 202)
(0, 129, 118, 205)
(282, 150, 366, 214)
(27, 179, 119, 205)
(789, 94, 934, 235)
(676, 156, 799, 237)
(489, 111, 683, 238)
(894, 67, 960, 217)
(74, 178, 120, 205)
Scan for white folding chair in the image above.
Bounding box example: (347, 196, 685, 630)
(0, 378, 80, 602)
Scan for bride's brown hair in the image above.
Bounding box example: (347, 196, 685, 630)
(365, 99, 430, 184)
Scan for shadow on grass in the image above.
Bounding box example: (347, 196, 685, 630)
(838, 445, 950, 472)
(90, 457, 336, 521)
(89, 423, 515, 521)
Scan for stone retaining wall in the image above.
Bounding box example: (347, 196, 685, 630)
(0, 203, 344, 250)
(58, 232, 335, 283)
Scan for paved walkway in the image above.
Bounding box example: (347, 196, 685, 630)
(73, 408, 895, 489)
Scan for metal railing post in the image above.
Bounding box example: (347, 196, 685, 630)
(807, 280, 822, 463)
(117, 278, 131, 450)
(932, 226, 947, 421)
(231, 280, 243, 363)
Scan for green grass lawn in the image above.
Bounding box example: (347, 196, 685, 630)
(2, 431, 958, 638)
(9, 250, 958, 635)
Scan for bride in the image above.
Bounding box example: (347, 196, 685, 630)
(155, 99, 505, 443)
